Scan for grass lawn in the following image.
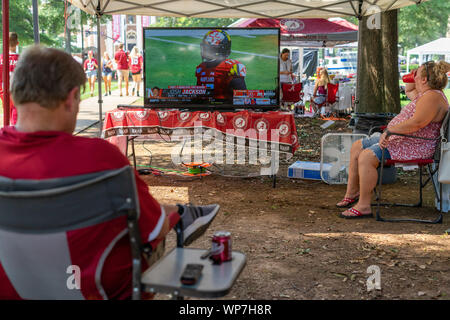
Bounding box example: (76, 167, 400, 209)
(81, 80, 119, 101)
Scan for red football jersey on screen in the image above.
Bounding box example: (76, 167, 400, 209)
(195, 59, 246, 100)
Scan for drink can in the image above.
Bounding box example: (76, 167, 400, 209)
(211, 231, 232, 263)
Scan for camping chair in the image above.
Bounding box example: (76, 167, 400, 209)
(0, 166, 148, 300)
(0, 166, 245, 300)
(311, 82, 339, 117)
(375, 110, 450, 223)
(281, 82, 304, 111)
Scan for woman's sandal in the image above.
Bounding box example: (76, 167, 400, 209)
(339, 207, 373, 219)
(336, 195, 359, 208)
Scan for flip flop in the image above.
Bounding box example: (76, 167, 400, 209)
(336, 195, 359, 208)
(339, 207, 373, 219)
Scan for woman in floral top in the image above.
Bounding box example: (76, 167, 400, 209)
(337, 60, 450, 219)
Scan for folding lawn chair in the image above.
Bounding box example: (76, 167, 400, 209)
(281, 82, 304, 111)
(0, 166, 147, 299)
(311, 83, 339, 117)
(375, 110, 450, 223)
(0, 166, 246, 300)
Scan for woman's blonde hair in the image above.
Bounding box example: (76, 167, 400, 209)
(420, 60, 450, 90)
(318, 68, 331, 86)
(131, 46, 140, 57)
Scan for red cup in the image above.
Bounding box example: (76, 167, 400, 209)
(402, 70, 416, 83)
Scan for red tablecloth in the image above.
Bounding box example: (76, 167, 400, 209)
(102, 108, 299, 154)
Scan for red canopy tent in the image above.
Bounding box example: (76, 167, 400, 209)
(230, 18, 358, 47)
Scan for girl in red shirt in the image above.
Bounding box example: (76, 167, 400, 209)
(129, 46, 143, 97)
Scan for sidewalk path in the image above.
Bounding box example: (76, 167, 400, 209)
(75, 86, 143, 135)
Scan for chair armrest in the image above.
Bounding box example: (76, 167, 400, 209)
(368, 125, 387, 136)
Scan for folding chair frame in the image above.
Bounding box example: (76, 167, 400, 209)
(281, 82, 304, 110)
(376, 132, 444, 224)
(310, 82, 339, 117)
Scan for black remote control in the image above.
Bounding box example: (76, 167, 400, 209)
(180, 264, 204, 285)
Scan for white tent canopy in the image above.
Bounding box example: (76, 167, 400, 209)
(70, 0, 428, 19)
(65, 0, 428, 134)
(406, 38, 450, 72)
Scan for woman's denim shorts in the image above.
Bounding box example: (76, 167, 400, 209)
(361, 135, 391, 162)
(313, 95, 326, 104)
(86, 70, 97, 78)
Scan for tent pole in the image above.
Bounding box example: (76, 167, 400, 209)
(96, 12, 103, 137)
(2, 0, 10, 127)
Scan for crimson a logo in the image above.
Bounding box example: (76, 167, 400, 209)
(280, 19, 305, 31)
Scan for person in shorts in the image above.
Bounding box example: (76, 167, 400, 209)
(336, 61, 450, 219)
(114, 43, 130, 97)
(129, 46, 143, 97)
(102, 52, 113, 96)
(83, 50, 98, 97)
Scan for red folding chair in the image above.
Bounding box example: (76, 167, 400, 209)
(375, 110, 449, 223)
(311, 83, 339, 117)
(281, 83, 303, 110)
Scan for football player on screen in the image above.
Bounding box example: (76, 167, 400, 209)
(195, 29, 247, 102)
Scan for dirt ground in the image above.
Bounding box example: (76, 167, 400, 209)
(90, 116, 450, 300)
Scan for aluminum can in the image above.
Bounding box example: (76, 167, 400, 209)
(211, 231, 232, 263)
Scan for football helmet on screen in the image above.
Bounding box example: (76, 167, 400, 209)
(200, 29, 232, 62)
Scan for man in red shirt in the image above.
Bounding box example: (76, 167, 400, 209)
(114, 43, 130, 97)
(0, 32, 20, 125)
(0, 46, 219, 299)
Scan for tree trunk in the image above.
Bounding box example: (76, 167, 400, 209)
(356, 15, 384, 113)
(382, 10, 401, 114)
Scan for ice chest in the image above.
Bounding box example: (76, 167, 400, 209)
(288, 161, 331, 180)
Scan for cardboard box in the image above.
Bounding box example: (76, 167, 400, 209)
(288, 161, 331, 181)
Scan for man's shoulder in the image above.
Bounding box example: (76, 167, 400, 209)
(70, 135, 127, 160)
(219, 59, 246, 77)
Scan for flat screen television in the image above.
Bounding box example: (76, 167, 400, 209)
(143, 27, 280, 110)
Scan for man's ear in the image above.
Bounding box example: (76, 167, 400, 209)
(65, 87, 80, 112)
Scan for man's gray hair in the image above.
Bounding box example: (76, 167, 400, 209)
(11, 45, 86, 109)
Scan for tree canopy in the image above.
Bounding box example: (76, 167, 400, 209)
(398, 0, 450, 54)
(0, 0, 109, 51)
(343, 0, 450, 54)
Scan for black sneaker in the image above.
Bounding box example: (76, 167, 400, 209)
(137, 91, 140, 97)
(176, 204, 220, 246)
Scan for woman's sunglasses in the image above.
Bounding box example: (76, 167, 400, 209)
(411, 61, 434, 81)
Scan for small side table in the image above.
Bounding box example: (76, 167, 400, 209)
(141, 248, 246, 299)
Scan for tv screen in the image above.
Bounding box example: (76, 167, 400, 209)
(143, 27, 280, 110)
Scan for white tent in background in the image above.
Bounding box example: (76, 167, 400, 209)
(406, 38, 450, 72)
